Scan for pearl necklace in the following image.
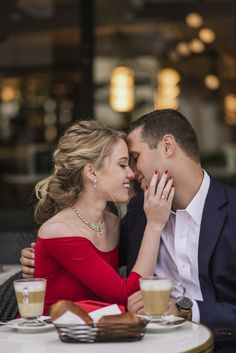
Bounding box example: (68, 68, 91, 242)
(71, 205, 105, 236)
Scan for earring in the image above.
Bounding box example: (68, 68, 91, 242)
(93, 178, 97, 188)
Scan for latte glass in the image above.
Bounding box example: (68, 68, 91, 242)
(14, 278, 46, 327)
(139, 276, 185, 321)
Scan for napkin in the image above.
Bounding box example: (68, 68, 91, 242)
(53, 311, 85, 325)
(89, 304, 121, 323)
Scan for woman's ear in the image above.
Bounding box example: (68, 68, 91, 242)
(83, 164, 96, 182)
(162, 134, 176, 158)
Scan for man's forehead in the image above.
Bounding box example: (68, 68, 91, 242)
(127, 126, 143, 139)
(127, 127, 143, 143)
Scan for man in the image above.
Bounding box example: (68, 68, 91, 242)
(21, 109, 236, 351)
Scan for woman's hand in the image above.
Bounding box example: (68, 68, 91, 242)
(144, 171, 174, 231)
(20, 242, 36, 278)
(127, 290, 145, 315)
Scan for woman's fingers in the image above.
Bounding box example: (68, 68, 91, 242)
(147, 170, 173, 200)
(167, 184, 175, 203)
(160, 177, 173, 201)
(155, 170, 169, 199)
(148, 170, 159, 196)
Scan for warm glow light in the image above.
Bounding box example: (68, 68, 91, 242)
(155, 97, 179, 110)
(1, 86, 20, 101)
(109, 66, 135, 112)
(158, 68, 181, 86)
(204, 75, 220, 90)
(157, 85, 181, 98)
(224, 94, 236, 125)
(176, 42, 191, 56)
(199, 28, 216, 44)
(189, 38, 205, 53)
(155, 68, 181, 110)
(185, 13, 203, 28)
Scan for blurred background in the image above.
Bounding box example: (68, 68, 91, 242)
(0, 0, 236, 211)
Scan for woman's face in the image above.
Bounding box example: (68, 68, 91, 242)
(96, 139, 135, 203)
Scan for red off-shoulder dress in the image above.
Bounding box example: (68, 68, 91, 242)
(35, 236, 141, 314)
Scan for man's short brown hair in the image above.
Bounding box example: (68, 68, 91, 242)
(129, 109, 200, 163)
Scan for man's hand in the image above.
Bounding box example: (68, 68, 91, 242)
(20, 242, 36, 278)
(165, 299, 180, 317)
(127, 290, 145, 315)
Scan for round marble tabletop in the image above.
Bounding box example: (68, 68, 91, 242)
(0, 321, 214, 353)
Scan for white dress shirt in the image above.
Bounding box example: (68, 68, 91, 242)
(155, 170, 210, 322)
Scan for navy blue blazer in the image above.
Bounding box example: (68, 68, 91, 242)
(119, 176, 236, 342)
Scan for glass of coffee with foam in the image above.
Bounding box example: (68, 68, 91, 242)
(139, 276, 184, 321)
(14, 278, 46, 327)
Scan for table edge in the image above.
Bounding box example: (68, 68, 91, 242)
(181, 323, 214, 353)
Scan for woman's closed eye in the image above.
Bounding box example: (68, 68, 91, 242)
(120, 164, 128, 169)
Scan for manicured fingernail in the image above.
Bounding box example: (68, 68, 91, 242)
(172, 185, 174, 188)
(146, 185, 148, 190)
(164, 170, 168, 174)
(154, 169, 158, 174)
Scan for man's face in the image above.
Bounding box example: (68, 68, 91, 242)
(127, 127, 165, 190)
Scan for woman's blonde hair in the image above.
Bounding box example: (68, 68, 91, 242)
(34, 120, 126, 224)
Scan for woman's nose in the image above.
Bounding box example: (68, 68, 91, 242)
(127, 166, 135, 180)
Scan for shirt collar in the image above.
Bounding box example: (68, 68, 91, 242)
(184, 170, 210, 225)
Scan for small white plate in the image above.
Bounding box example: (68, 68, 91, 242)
(137, 315, 188, 333)
(7, 316, 54, 333)
(147, 319, 187, 333)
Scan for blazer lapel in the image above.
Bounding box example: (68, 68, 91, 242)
(198, 178, 227, 301)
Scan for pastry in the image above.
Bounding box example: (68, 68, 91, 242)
(50, 300, 93, 324)
(98, 312, 141, 325)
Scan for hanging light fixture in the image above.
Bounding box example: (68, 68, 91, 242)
(189, 38, 205, 53)
(185, 12, 203, 28)
(224, 94, 236, 125)
(155, 68, 181, 110)
(1, 86, 20, 101)
(176, 42, 191, 57)
(204, 74, 220, 90)
(199, 28, 216, 44)
(109, 66, 135, 112)
(158, 68, 181, 86)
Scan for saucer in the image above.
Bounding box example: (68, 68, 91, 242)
(7, 316, 55, 333)
(137, 315, 188, 333)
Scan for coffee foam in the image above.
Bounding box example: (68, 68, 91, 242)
(140, 279, 171, 291)
(14, 281, 45, 292)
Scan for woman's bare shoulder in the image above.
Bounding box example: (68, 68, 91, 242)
(38, 220, 71, 238)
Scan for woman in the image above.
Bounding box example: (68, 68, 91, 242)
(33, 120, 174, 314)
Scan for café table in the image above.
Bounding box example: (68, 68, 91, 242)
(0, 321, 214, 353)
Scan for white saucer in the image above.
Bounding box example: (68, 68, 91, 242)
(7, 316, 54, 333)
(137, 315, 188, 333)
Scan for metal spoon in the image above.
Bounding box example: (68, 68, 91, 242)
(151, 318, 187, 326)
